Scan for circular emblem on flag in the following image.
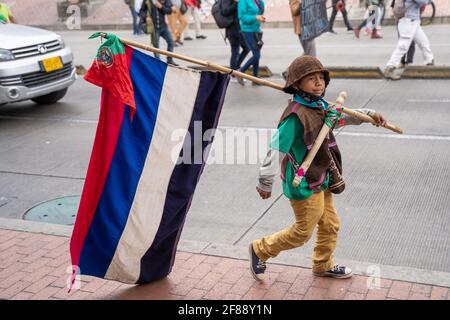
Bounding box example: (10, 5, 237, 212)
(98, 47, 114, 68)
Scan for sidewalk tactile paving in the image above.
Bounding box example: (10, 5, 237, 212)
(0, 228, 449, 300)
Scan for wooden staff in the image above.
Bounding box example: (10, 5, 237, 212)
(100, 33, 403, 134)
(292, 92, 346, 188)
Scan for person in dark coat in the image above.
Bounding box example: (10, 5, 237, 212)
(140, 0, 178, 65)
(222, 0, 249, 72)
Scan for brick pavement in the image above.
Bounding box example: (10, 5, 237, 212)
(0, 228, 448, 300)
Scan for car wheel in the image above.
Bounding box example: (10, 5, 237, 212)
(31, 88, 68, 105)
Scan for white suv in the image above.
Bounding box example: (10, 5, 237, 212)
(0, 23, 76, 105)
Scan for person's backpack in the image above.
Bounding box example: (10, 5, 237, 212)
(211, 0, 234, 29)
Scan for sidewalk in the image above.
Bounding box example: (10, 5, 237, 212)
(4, 0, 450, 30)
(0, 228, 449, 300)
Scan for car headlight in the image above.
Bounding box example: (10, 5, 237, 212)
(0, 49, 14, 62)
(58, 37, 66, 49)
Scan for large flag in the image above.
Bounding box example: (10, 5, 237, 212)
(70, 33, 229, 284)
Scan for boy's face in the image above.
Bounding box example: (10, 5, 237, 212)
(294, 72, 325, 96)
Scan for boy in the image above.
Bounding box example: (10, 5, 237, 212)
(249, 56, 386, 281)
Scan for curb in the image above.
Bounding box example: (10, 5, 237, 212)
(401, 66, 450, 79)
(1, 217, 450, 288)
(186, 65, 450, 80)
(328, 67, 384, 79)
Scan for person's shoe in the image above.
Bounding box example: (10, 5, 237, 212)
(328, 29, 337, 34)
(371, 30, 383, 39)
(314, 264, 352, 279)
(184, 36, 193, 41)
(282, 70, 288, 80)
(168, 61, 179, 67)
(196, 35, 207, 39)
(236, 76, 245, 86)
(384, 66, 402, 80)
(426, 59, 435, 66)
(175, 39, 184, 45)
(252, 81, 262, 86)
(353, 28, 360, 39)
(347, 26, 354, 31)
(248, 244, 266, 281)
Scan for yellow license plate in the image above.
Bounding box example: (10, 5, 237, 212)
(41, 57, 63, 72)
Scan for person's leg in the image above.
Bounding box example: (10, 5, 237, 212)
(413, 23, 434, 65)
(386, 18, 416, 68)
(341, 1, 353, 30)
(129, 6, 139, 35)
(177, 10, 187, 42)
(192, 7, 204, 38)
(299, 36, 316, 56)
(183, 7, 193, 40)
(167, 12, 178, 40)
(151, 29, 161, 60)
(239, 32, 260, 77)
(371, 6, 383, 38)
(329, 7, 338, 32)
(252, 192, 325, 261)
(406, 41, 415, 64)
(311, 191, 340, 273)
(229, 36, 240, 70)
(237, 33, 250, 68)
(354, 15, 368, 38)
(160, 26, 175, 64)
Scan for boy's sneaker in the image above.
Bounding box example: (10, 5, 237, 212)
(248, 244, 266, 281)
(314, 264, 352, 279)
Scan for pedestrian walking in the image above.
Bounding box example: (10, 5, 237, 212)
(328, 0, 353, 33)
(236, 0, 265, 86)
(282, 0, 320, 80)
(384, 0, 434, 80)
(125, 0, 143, 35)
(390, 0, 416, 66)
(249, 55, 387, 281)
(140, 0, 178, 65)
(183, 0, 207, 40)
(353, 0, 383, 39)
(167, 0, 188, 45)
(221, 0, 250, 74)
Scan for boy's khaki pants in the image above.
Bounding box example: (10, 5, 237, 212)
(253, 190, 339, 273)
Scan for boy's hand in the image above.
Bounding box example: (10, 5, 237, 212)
(371, 112, 387, 127)
(256, 186, 271, 199)
(155, 1, 163, 9)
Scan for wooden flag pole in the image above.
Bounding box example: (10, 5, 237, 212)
(101, 33, 403, 134)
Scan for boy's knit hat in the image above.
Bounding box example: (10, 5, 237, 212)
(283, 56, 330, 94)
